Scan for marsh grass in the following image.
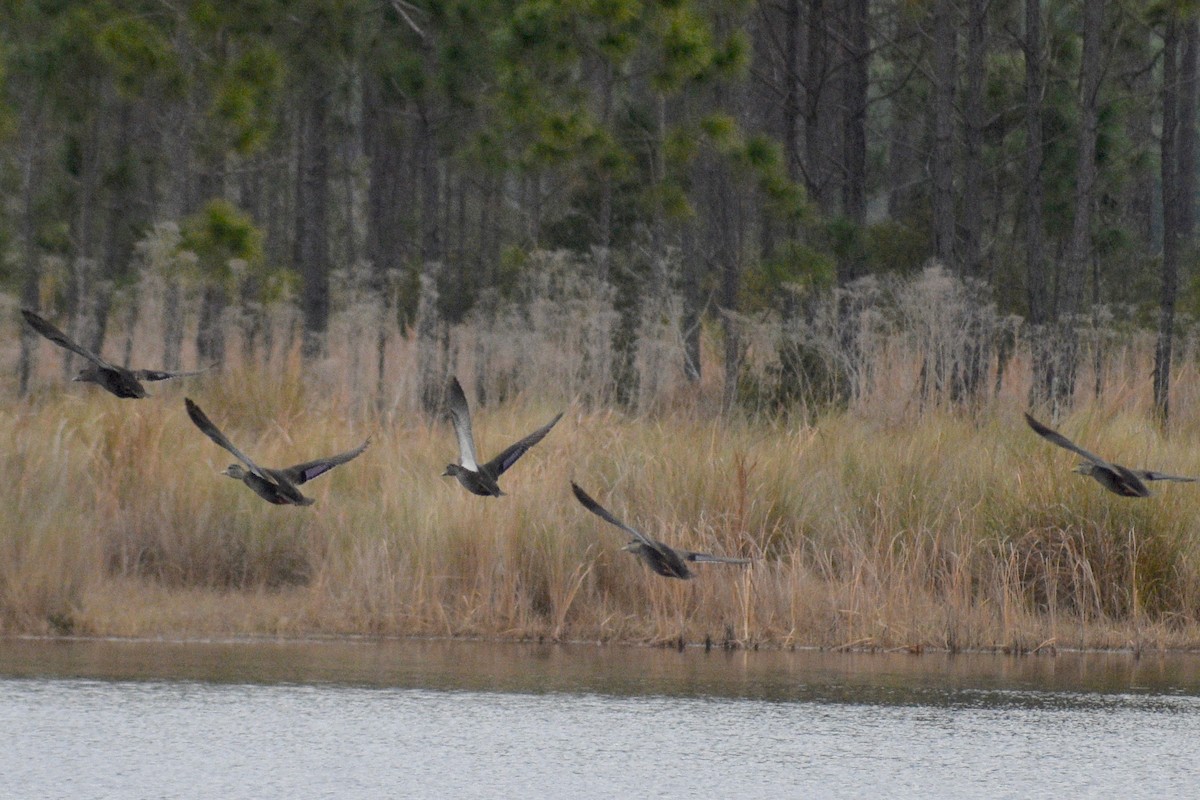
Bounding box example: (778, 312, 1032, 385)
(8, 270, 1200, 650)
(6, 366, 1200, 651)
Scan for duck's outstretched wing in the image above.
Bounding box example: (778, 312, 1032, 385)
(1024, 412, 1113, 468)
(487, 412, 563, 476)
(570, 481, 655, 549)
(1134, 470, 1198, 483)
(446, 377, 479, 470)
(684, 551, 751, 565)
(133, 365, 213, 382)
(21, 309, 112, 369)
(282, 437, 371, 485)
(185, 398, 272, 483)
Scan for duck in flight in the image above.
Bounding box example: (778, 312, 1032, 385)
(570, 482, 750, 579)
(186, 398, 370, 506)
(1024, 411, 1196, 497)
(443, 376, 562, 497)
(22, 308, 209, 399)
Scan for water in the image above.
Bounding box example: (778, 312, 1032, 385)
(2, 639, 1199, 799)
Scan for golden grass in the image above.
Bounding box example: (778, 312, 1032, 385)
(5, 337, 1200, 653)
(7, 271, 1200, 652)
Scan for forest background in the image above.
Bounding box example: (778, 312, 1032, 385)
(4, 0, 1200, 651)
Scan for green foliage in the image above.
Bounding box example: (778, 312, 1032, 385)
(25, 4, 111, 115)
(741, 134, 778, 170)
(664, 126, 699, 165)
(590, 0, 640, 59)
(595, 132, 632, 175)
(643, 180, 693, 220)
(466, 0, 773, 270)
(699, 112, 737, 148)
(533, 108, 601, 161)
(653, 5, 716, 89)
(95, 15, 181, 98)
(863, 220, 930, 276)
(211, 45, 282, 153)
(180, 200, 264, 289)
(696, 118, 807, 223)
(761, 172, 806, 221)
(741, 240, 835, 312)
(708, 28, 749, 78)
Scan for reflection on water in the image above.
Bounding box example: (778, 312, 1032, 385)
(2, 639, 1199, 798)
(4, 637, 1200, 701)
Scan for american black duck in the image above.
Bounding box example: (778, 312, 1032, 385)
(186, 398, 370, 506)
(570, 482, 750, 580)
(22, 308, 208, 399)
(1024, 411, 1196, 497)
(443, 376, 562, 497)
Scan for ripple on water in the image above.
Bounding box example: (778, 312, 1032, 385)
(1, 640, 1199, 799)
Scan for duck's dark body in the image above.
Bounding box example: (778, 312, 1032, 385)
(74, 365, 148, 399)
(443, 463, 504, 497)
(230, 465, 314, 506)
(622, 541, 698, 580)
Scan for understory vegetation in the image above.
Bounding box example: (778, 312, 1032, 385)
(5, 269, 1200, 652)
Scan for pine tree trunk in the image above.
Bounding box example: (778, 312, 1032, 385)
(962, 0, 986, 280)
(17, 121, 42, 396)
(1055, 0, 1104, 411)
(804, 0, 838, 208)
(1025, 0, 1052, 408)
(783, 0, 802, 205)
(415, 104, 444, 415)
(681, 222, 703, 383)
(1155, 18, 1181, 422)
(1179, 18, 1198, 239)
(956, 0, 989, 402)
(364, 73, 405, 410)
(296, 80, 332, 360)
(1119, 28, 1157, 248)
(930, 0, 957, 267)
(886, 10, 919, 220)
(196, 285, 228, 365)
(842, 0, 868, 236)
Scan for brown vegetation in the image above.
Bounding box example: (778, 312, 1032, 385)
(6, 275, 1200, 652)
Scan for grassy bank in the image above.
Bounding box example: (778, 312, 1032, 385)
(5, 351, 1200, 652)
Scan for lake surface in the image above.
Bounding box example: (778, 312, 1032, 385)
(2, 638, 1199, 799)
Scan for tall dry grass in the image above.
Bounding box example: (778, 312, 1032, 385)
(5, 264, 1200, 650)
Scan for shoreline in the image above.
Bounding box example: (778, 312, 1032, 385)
(6, 629, 1200, 657)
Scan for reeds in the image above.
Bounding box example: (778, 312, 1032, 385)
(4, 362, 1200, 650)
(6, 264, 1200, 650)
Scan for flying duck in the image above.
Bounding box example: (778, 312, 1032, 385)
(443, 376, 562, 497)
(570, 482, 750, 579)
(1024, 411, 1196, 497)
(186, 397, 370, 505)
(22, 308, 209, 398)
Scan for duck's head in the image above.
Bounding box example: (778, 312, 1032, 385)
(222, 464, 247, 480)
(1072, 462, 1096, 477)
(442, 463, 467, 479)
